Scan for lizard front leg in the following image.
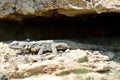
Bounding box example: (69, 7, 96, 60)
(37, 45, 46, 60)
(51, 43, 58, 55)
(37, 45, 45, 55)
(51, 43, 70, 55)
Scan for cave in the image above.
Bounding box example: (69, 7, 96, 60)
(0, 12, 120, 42)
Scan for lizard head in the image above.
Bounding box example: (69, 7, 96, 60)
(9, 41, 29, 50)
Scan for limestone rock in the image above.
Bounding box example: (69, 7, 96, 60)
(63, 49, 88, 62)
(0, 0, 120, 19)
(21, 76, 62, 80)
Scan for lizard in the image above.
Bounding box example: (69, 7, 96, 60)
(9, 40, 120, 55)
(9, 40, 71, 55)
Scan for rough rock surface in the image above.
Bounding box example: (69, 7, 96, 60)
(0, 0, 120, 19)
(0, 41, 120, 80)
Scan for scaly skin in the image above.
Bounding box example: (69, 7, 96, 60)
(9, 40, 120, 55)
(9, 40, 70, 55)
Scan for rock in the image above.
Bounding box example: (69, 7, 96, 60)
(86, 51, 111, 72)
(87, 51, 110, 63)
(90, 62, 111, 72)
(63, 49, 88, 62)
(21, 76, 62, 80)
(55, 57, 66, 62)
(0, 42, 120, 80)
(0, 0, 120, 19)
(9, 61, 64, 78)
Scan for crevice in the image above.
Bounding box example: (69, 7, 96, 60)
(0, 12, 119, 40)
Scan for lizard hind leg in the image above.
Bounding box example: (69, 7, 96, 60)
(51, 43, 70, 55)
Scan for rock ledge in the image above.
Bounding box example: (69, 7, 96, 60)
(0, 0, 120, 19)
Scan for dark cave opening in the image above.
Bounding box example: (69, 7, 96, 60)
(0, 12, 120, 41)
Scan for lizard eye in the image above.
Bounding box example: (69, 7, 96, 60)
(15, 43, 19, 45)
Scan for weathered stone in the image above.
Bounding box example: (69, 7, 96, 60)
(21, 76, 62, 80)
(92, 0, 120, 13)
(0, 0, 16, 17)
(0, 42, 120, 80)
(90, 62, 111, 72)
(0, 0, 120, 19)
(9, 61, 64, 78)
(63, 49, 88, 62)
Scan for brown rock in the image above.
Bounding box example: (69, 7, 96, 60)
(0, 0, 120, 20)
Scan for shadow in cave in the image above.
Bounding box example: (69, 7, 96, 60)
(0, 13, 120, 41)
(0, 12, 120, 41)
